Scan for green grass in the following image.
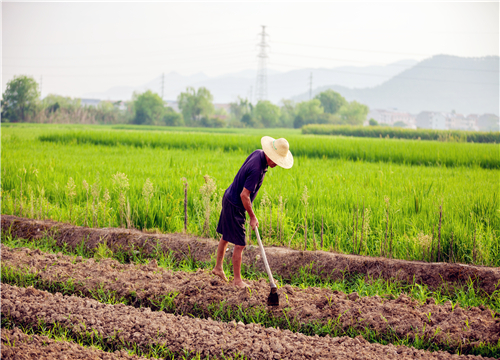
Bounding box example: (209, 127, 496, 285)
(2, 125, 499, 266)
(302, 124, 500, 144)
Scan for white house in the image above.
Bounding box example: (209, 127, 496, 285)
(416, 112, 447, 130)
(366, 109, 416, 128)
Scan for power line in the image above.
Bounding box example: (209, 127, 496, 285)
(267, 62, 498, 86)
(4, 40, 256, 61)
(272, 40, 432, 57)
(4, 28, 253, 48)
(270, 51, 499, 73)
(2, 60, 258, 79)
(3, 53, 256, 73)
(255, 25, 269, 101)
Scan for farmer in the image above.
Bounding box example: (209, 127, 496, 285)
(211, 136, 293, 288)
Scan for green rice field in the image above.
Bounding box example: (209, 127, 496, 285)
(2, 124, 499, 266)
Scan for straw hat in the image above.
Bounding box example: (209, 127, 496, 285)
(261, 136, 294, 169)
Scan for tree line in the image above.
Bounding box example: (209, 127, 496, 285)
(1, 75, 368, 128)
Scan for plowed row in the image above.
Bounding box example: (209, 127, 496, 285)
(1, 328, 157, 360)
(3, 245, 499, 351)
(4, 215, 500, 295)
(2, 284, 495, 360)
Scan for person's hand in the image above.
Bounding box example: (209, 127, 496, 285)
(250, 215, 259, 230)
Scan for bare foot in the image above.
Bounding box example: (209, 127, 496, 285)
(231, 279, 250, 288)
(211, 268, 228, 282)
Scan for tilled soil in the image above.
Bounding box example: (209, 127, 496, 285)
(2, 284, 495, 360)
(3, 216, 500, 296)
(3, 245, 499, 350)
(1, 328, 158, 360)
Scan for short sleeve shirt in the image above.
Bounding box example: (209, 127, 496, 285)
(225, 150, 268, 210)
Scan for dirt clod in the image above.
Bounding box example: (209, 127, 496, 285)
(3, 284, 495, 360)
(1, 328, 158, 360)
(2, 245, 499, 350)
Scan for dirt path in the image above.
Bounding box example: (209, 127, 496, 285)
(2, 284, 495, 360)
(3, 216, 500, 296)
(3, 245, 499, 350)
(1, 328, 158, 360)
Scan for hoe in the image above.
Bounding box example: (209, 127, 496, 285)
(255, 227, 279, 306)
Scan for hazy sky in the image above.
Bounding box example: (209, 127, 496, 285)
(2, 1, 499, 98)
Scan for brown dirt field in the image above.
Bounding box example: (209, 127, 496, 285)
(3, 215, 500, 296)
(2, 284, 496, 360)
(3, 245, 499, 350)
(1, 328, 158, 360)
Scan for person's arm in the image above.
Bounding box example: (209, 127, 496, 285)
(240, 187, 258, 230)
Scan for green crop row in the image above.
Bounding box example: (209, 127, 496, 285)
(37, 128, 500, 169)
(2, 126, 499, 266)
(302, 124, 500, 144)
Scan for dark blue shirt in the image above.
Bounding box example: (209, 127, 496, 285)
(225, 150, 268, 210)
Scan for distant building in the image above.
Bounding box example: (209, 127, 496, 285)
(366, 109, 416, 128)
(80, 98, 101, 107)
(477, 114, 500, 132)
(466, 114, 479, 130)
(415, 111, 447, 130)
(445, 113, 478, 131)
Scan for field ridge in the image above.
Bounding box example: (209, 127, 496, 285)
(2, 284, 496, 360)
(3, 215, 499, 296)
(3, 244, 499, 353)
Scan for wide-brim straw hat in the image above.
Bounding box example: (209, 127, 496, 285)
(261, 136, 294, 169)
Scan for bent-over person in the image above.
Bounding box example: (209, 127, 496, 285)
(211, 136, 294, 287)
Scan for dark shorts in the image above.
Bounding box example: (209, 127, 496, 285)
(216, 195, 246, 246)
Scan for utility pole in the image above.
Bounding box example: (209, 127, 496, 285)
(40, 76, 43, 99)
(309, 72, 313, 100)
(247, 86, 253, 104)
(161, 73, 165, 100)
(255, 25, 269, 102)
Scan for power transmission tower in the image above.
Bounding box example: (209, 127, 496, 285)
(255, 25, 269, 102)
(309, 72, 313, 100)
(161, 73, 165, 100)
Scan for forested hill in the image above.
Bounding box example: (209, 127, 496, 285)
(294, 55, 499, 115)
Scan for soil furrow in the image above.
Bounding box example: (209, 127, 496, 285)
(3, 245, 499, 352)
(1, 328, 159, 360)
(2, 284, 495, 360)
(3, 215, 499, 296)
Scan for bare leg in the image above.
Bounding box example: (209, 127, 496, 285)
(231, 245, 249, 288)
(211, 238, 229, 281)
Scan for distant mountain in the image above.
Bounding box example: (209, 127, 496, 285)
(82, 60, 417, 103)
(293, 55, 499, 115)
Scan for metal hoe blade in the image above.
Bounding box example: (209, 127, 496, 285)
(267, 287, 279, 306)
